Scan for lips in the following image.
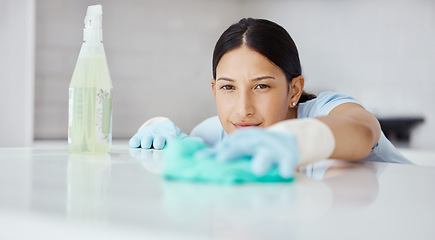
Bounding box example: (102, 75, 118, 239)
(233, 122, 261, 129)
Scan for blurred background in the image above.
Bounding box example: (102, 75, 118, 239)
(1, 0, 434, 150)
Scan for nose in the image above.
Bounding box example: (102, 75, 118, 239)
(236, 90, 255, 117)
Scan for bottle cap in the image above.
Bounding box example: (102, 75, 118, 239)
(83, 5, 103, 42)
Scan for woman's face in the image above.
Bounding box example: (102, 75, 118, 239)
(212, 46, 294, 134)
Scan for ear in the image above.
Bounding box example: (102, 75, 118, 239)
(211, 79, 217, 99)
(289, 75, 304, 107)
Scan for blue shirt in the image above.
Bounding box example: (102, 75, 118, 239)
(191, 91, 411, 164)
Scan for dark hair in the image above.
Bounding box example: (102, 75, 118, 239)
(212, 18, 316, 103)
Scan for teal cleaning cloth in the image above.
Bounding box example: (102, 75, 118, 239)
(163, 137, 295, 184)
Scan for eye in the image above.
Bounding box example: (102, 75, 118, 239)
(255, 84, 270, 89)
(220, 85, 235, 90)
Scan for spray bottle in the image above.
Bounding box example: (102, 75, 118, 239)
(68, 5, 113, 154)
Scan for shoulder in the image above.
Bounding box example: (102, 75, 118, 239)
(298, 91, 362, 118)
(190, 116, 226, 146)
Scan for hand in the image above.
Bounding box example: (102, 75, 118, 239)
(129, 119, 187, 150)
(198, 128, 300, 178)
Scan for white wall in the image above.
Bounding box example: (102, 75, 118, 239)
(32, 0, 435, 150)
(0, 0, 35, 147)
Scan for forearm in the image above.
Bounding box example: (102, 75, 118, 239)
(316, 114, 380, 161)
(268, 118, 335, 166)
(268, 103, 381, 165)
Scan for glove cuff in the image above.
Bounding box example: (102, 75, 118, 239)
(137, 117, 169, 132)
(268, 118, 335, 166)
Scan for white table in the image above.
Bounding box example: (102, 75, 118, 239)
(1, 142, 434, 239)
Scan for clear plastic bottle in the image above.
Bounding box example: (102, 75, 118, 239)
(68, 5, 113, 155)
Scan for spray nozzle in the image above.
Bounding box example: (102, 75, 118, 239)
(83, 5, 103, 42)
(84, 5, 102, 29)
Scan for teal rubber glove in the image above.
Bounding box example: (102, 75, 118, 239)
(129, 119, 187, 150)
(197, 128, 300, 178)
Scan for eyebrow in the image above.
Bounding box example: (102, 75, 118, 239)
(216, 76, 275, 81)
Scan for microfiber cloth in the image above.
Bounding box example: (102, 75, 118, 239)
(163, 137, 295, 184)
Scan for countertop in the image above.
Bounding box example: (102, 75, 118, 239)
(1, 141, 434, 239)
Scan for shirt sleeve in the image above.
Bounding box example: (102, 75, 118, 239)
(190, 116, 226, 146)
(298, 91, 362, 118)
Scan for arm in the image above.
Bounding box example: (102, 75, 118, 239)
(268, 102, 381, 165)
(203, 103, 381, 178)
(317, 102, 381, 161)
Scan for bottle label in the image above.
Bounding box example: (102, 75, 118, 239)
(95, 88, 113, 144)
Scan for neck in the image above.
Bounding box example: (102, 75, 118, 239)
(286, 106, 298, 120)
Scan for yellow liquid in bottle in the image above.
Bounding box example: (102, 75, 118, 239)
(68, 42, 112, 155)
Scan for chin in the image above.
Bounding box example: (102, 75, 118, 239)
(223, 126, 236, 135)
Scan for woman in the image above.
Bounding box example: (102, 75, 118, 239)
(129, 18, 410, 178)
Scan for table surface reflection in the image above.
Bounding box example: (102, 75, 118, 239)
(0, 141, 434, 239)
